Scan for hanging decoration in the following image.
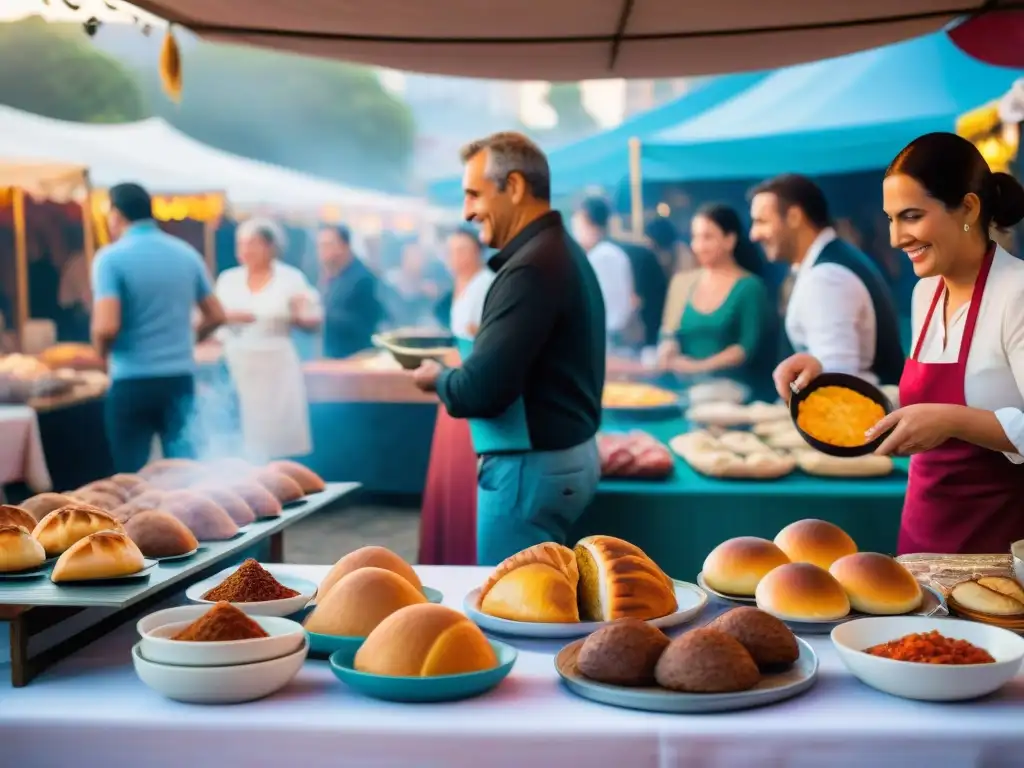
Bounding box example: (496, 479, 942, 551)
(159, 25, 183, 102)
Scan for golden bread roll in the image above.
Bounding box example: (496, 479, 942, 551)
(162, 491, 239, 541)
(0, 525, 46, 572)
(32, 505, 125, 557)
(829, 552, 923, 615)
(479, 561, 580, 622)
(304, 566, 426, 637)
(755, 562, 851, 622)
(702, 536, 791, 596)
(977, 576, 1024, 605)
(229, 481, 282, 519)
(318, 545, 423, 598)
(267, 460, 326, 494)
(192, 486, 256, 526)
(774, 518, 857, 570)
(123, 510, 199, 558)
(355, 603, 498, 677)
(952, 579, 1024, 616)
(20, 492, 78, 522)
(575, 535, 677, 621)
(478, 541, 578, 604)
(252, 469, 304, 504)
(74, 480, 130, 503)
(110, 490, 167, 523)
(51, 530, 145, 582)
(0, 504, 38, 533)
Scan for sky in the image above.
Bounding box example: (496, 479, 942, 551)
(1, 0, 627, 128)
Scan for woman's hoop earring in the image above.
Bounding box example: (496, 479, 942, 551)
(964, 224, 970, 232)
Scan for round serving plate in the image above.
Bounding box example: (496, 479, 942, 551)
(307, 632, 363, 660)
(946, 595, 1024, 632)
(555, 636, 818, 714)
(51, 558, 159, 584)
(463, 580, 707, 640)
(696, 572, 756, 604)
(186, 564, 317, 617)
(788, 372, 893, 458)
(763, 584, 948, 635)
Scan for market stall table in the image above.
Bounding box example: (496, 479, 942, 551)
(1, 564, 1020, 768)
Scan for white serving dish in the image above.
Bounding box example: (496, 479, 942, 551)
(463, 580, 707, 639)
(1011, 540, 1024, 585)
(137, 605, 305, 667)
(132, 635, 309, 704)
(185, 563, 316, 617)
(831, 616, 1024, 701)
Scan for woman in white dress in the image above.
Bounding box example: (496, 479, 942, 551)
(215, 218, 322, 462)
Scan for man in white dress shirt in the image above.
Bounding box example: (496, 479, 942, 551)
(571, 197, 637, 345)
(749, 174, 904, 388)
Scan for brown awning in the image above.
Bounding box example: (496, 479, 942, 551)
(129, 1, 1013, 80)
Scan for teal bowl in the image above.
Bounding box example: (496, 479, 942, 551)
(307, 632, 364, 660)
(328, 640, 517, 703)
(422, 586, 444, 604)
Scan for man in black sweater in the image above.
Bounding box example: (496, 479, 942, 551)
(413, 131, 606, 565)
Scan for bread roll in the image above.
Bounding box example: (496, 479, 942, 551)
(0, 504, 38, 533)
(73, 491, 123, 512)
(20, 492, 78, 523)
(319, 545, 423, 598)
(192, 486, 256, 526)
(108, 473, 150, 496)
(162, 491, 239, 541)
(123, 509, 199, 558)
(717, 431, 772, 456)
(795, 450, 894, 478)
(252, 469, 304, 504)
(479, 542, 577, 601)
(0, 525, 46, 572)
(110, 490, 167, 523)
(575, 535, 677, 621)
(51, 530, 145, 582)
(304, 566, 426, 636)
(480, 561, 580, 622)
(74, 480, 130, 503)
(355, 603, 498, 677)
(977, 576, 1024, 605)
(952, 579, 1024, 616)
(755, 562, 850, 622)
(138, 458, 200, 480)
(829, 552, 923, 615)
(33, 505, 125, 557)
(702, 536, 791, 596)
(774, 518, 857, 570)
(267, 460, 326, 494)
(229, 481, 282, 519)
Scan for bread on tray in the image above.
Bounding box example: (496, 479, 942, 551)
(793, 449, 894, 477)
(0, 525, 46, 572)
(0, 504, 39, 533)
(51, 530, 145, 582)
(671, 432, 796, 479)
(716, 430, 773, 456)
(32, 505, 125, 557)
(574, 535, 677, 621)
(477, 542, 580, 623)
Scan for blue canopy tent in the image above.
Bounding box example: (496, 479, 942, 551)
(640, 33, 1024, 182)
(426, 71, 768, 206)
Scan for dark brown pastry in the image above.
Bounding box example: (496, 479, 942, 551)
(577, 618, 670, 686)
(708, 606, 799, 670)
(654, 628, 760, 693)
(124, 509, 199, 558)
(162, 491, 239, 541)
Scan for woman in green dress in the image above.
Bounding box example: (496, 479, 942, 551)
(657, 203, 775, 393)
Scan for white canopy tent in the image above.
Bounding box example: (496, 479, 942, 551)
(0, 105, 425, 217)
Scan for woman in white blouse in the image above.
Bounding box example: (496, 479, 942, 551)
(775, 132, 1024, 555)
(216, 218, 321, 462)
(446, 226, 494, 338)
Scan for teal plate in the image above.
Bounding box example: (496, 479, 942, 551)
(307, 632, 363, 660)
(423, 586, 443, 604)
(328, 639, 517, 703)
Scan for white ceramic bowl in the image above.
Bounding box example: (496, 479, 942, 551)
(831, 616, 1024, 701)
(1011, 540, 1024, 585)
(132, 634, 309, 704)
(137, 605, 305, 667)
(185, 564, 317, 617)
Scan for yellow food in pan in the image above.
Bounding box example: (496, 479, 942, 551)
(796, 386, 885, 447)
(602, 383, 676, 408)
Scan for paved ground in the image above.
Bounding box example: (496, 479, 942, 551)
(283, 503, 421, 564)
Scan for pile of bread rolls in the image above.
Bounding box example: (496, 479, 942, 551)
(753, 421, 895, 477)
(670, 430, 796, 479)
(303, 545, 498, 678)
(685, 400, 790, 429)
(702, 519, 924, 622)
(476, 536, 678, 624)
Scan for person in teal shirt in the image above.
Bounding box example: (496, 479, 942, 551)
(657, 203, 775, 394)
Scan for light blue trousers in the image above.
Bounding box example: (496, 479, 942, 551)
(476, 438, 600, 566)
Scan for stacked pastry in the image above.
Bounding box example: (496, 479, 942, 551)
(753, 420, 895, 477)
(702, 519, 924, 622)
(475, 535, 678, 624)
(670, 430, 795, 479)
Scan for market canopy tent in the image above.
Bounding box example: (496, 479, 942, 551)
(0, 105, 424, 217)
(128, 0, 1009, 80)
(639, 32, 1024, 182)
(948, 9, 1024, 68)
(427, 71, 769, 205)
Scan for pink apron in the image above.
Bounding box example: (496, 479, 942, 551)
(898, 245, 1024, 555)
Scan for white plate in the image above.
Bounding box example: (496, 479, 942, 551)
(186, 563, 316, 617)
(137, 606, 305, 667)
(556, 636, 818, 713)
(697, 572, 756, 604)
(759, 584, 948, 635)
(832, 616, 1024, 701)
(463, 580, 708, 639)
(132, 635, 308, 703)
(51, 558, 158, 583)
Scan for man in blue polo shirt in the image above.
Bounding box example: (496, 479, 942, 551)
(91, 183, 226, 472)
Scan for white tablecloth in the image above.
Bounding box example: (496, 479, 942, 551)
(0, 405, 51, 493)
(2, 565, 1023, 768)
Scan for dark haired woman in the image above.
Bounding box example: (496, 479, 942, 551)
(657, 204, 774, 393)
(776, 132, 1024, 555)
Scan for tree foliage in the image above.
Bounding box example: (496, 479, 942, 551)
(0, 16, 147, 123)
(546, 82, 598, 138)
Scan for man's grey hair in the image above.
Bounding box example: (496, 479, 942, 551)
(237, 217, 288, 255)
(460, 131, 551, 202)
